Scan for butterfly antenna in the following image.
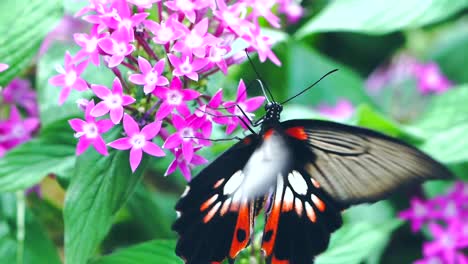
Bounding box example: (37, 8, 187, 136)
(280, 69, 339, 105)
(245, 51, 276, 102)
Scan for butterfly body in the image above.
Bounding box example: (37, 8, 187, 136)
(173, 102, 451, 264)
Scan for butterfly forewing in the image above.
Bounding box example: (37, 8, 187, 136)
(173, 135, 259, 264)
(281, 119, 453, 206)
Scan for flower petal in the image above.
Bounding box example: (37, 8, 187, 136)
(182, 141, 193, 162)
(90, 101, 110, 117)
(123, 114, 139, 135)
(76, 137, 91, 155)
(137, 56, 152, 73)
(108, 137, 132, 150)
(141, 120, 161, 139)
(92, 136, 109, 156)
(244, 96, 265, 111)
(91, 84, 111, 99)
(156, 102, 173, 120)
(143, 142, 165, 157)
(110, 107, 124, 124)
(68, 118, 86, 132)
(129, 148, 143, 172)
(163, 133, 182, 149)
(96, 119, 114, 133)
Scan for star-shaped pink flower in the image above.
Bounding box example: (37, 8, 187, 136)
(69, 101, 114, 156)
(74, 26, 108, 66)
(154, 77, 200, 119)
(90, 77, 136, 124)
(98, 27, 135, 68)
(172, 18, 219, 57)
(129, 57, 169, 94)
(144, 14, 185, 45)
(317, 99, 355, 121)
(108, 114, 165, 172)
(223, 79, 265, 134)
(164, 0, 197, 23)
(168, 54, 208, 81)
(243, 24, 281, 66)
(165, 147, 207, 180)
(49, 51, 89, 105)
(399, 197, 434, 232)
(0, 106, 39, 152)
(424, 221, 468, 264)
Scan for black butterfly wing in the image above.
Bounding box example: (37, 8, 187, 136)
(280, 119, 452, 206)
(261, 168, 343, 264)
(173, 135, 259, 264)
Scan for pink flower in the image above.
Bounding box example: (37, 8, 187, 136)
(91, 78, 136, 124)
(223, 79, 265, 134)
(127, 0, 161, 9)
(423, 222, 468, 264)
(399, 197, 434, 232)
(1, 78, 38, 117)
(172, 18, 218, 58)
(0, 63, 9, 72)
(154, 77, 200, 119)
(206, 44, 230, 74)
(49, 51, 89, 105)
(190, 89, 227, 135)
(98, 27, 135, 68)
(144, 14, 185, 45)
(165, 147, 207, 180)
(246, 0, 280, 28)
(0, 106, 40, 151)
(168, 54, 208, 81)
(74, 26, 108, 66)
(413, 62, 453, 94)
(69, 101, 114, 156)
(279, 0, 304, 23)
(165, 0, 197, 23)
(213, 1, 248, 36)
(316, 99, 355, 121)
(163, 114, 208, 162)
(108, 114, 165, 172)
(243, 24, 281, 65)
(129, 57, 169, 94)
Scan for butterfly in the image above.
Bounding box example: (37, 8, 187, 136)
(172, 73, 452, 264)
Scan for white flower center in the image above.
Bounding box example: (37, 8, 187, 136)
(177, 0, 195, 11)
(185, 32, 203, 48)
(86, 37, 99, 52)
(181, 128, 194, 141)
(444, 202, 457, 217)
(130, 134, 146, 149)
(428, 257, 442, 264)
(167, 90, 182, 105)
(11, 124, 26, 138)
(209, 46, 227, 62)
(440, 234, 454, 248)
(120, 18, 132, 29)
(104, 93, 123, 109)
(180, 57, 193, 74)
(145, 71, 158, 85)
(65, 70, 77, 86)
(413, 203, 427, 217)
(157, 25, 174, 43)
(115, 42, 128, 56)
(81, 123, 99, 139)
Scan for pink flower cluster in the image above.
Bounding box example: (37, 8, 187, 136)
(0, 78, 40, 158)
(399, 182, 468, 264)
(49, 0, 298, 178)
(316, 99, 355, 121)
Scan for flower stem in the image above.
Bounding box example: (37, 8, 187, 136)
(136, 34, 159, 61)
(121, 60, 138, 71)
(111, 67, 130, 93)
(16, 190, 25, 264)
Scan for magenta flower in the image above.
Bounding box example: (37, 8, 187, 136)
(49, 51, 89, 105)
(0, 63, 9, 72)
(279, 0, 304, 24)
(144, 14, 185, 45)
(69, 101, 114, 156)
(423, 222, 468, 264)
(108, 114, 165, 172)
(247, 0, 280, 28)
(399, 197, 434, 232)
(213, 1, 248, 36)
(243, 24, 281, 65)
(2, 78, 38, 117)
(91, 78, 136, 124)
(154, 77, 200, 119)
(168, 54, 208, 81)
(127, 0, 160, 9)
(223, 79, 265, 134)
(98, 27, 135, 68)
(129, 57, 169, 94)
(190, 89, 228, 135)
(413, 62, 453, 94)
(163, 114, 208, 163)
(316, 99, 355, 121)
(164, 0, 197, 23)
(103, 0, 148, 31)
(172, 18, 218, 58)
(165, 147, 207, 180)
(207, 44, 230, 74)
(74, 26, 107, 66)
(0, 106, 40, 150)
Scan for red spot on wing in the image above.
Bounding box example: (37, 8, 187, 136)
(285, 127, 307, 140)
(264, 129, 274, 140)
(229, 201, 251, 258)
(271, 256, 290, 264)
(262, 198, 281, 256)
(312, 194, 326, 212)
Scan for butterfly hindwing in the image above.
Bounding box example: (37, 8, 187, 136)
(173, 135, 259, 264)
(262, 169, 343, 264)
(281, 119, 453, 206)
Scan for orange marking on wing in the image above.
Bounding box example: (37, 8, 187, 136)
(271, 256, 290, 264)
(285, 127, 307, 140)
(305, 202, 316, 222)
(229, 201, 251, 258)
(262, 200, 281, 256)
(203, 201, 221, 223)
(311, 194, 326, 212)
(263, 129, 274, 139)
(282, 188, 294, 212)
(294, 198, 303, 216)
(220, 198, 231, 216)
(200, 194, 218, 211)
(213, 178, 225, 188)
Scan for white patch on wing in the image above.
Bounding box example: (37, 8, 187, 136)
(289, 170, 308, 195)
(223, 170, 244, 195)
(181, 186, 190, 197)
(241, 131, 291, 199)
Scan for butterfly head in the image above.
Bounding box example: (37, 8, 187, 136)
(263, 102, 282, 123)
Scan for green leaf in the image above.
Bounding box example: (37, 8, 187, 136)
(0, 0, 63, 86)
(355, 105, 403, 137)
(315, 221, 401, 264)
(409, 85, 468, 139)
(91, 240, 182, 264)
(0, 118, 76, 192)
(421, 123, 468, 164)
(296, 0, 468, 38)
(285, 41, 370, 106)
(64, 146, 148, 264)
